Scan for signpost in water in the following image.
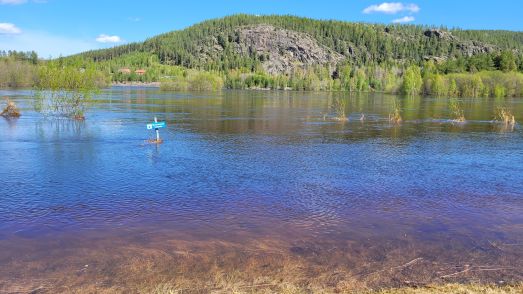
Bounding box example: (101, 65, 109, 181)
(147, 116, 166, 143)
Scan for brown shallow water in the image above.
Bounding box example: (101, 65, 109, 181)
(0, 89, 522, 292)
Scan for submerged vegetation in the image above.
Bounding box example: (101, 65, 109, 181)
(369, 284, 523, 294)
(0, 51, 109, 120)
(1, 98, 21, 118)
(1, 14, 523, 98)
(449, 97, 466, 123)
(149, 283, 523, 294)
(34, 64, 107, 119)
(389, 98, 403, 124)
(495, 107, 516, 126)
(330, 97, 347, 121)
(0, 16, 522, 125)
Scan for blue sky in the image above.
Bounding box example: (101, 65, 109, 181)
(1, 0, 522, 58)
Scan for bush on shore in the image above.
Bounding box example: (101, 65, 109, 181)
(160, 71, 223, 91)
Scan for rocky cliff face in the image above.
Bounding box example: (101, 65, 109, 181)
(195, 24, 345, 75)
(193, 24, 505, 74)
(423, 29, 496, 57)
(233, 25, 344, 75)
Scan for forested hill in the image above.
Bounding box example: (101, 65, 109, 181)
(74, 14, 523, 74)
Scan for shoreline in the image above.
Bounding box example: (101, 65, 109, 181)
(111, 82, 161, 88)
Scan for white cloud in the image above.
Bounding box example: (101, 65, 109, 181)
(95, 34, 122, 43)
(363, 2, 420, 14)
(0, 23, 22, 34)
(0, 0, 27, 4)
(392, 16, 415, 23)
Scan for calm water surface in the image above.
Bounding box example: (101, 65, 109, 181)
(1, 88, 522, 290)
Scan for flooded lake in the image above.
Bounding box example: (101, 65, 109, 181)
(1, 88, 522, 292)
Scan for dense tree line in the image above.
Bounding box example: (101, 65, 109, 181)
(2, 15, 523, 98)
(0, 51, 39, 88)
(0, 50, 39, 65)
(63, 14, 523, 96)
(74, 14, 523, 72)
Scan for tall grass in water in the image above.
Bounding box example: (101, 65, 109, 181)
(0, 98, 21, 118)
(495, 107, 516, 126)
(389, 98, 402, 124)
(330, 97, 347, 121)
(449, 97, 465, 123)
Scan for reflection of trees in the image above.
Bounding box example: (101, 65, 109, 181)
(2, 116, 20, 129)
(34, 118, 97, 163)
(35, 118, 89, 139)
(96, 88, 522, 140)
(493, 123, 515, 133)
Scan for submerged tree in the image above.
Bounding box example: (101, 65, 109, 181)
(1, 98, 21, 118)
(34, 64, 105, 119)
(449, 97, 465, 122)
(389, 98, 402, 124)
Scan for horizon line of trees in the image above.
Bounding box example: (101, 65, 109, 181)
(2, 48, 523, 98)
(73, 14, 523, 71)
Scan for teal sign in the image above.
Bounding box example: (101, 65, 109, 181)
(147, 121, 166, 130)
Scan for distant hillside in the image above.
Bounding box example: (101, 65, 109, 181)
(74, 14, 523, 74)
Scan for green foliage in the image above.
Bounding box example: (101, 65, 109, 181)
(496, 51, 517, 72)
(0, 59, 37, 88)
(337, 64, 352, 91)
(34, 64, 106, 119)
(448, 79, 459, 97)
(330, 97, 347, 120)
(0, 50, 39, 65)
(160, 76, 189, 91)
(426, 74, 447, 97)
(354, 68, 369, 92)
(494, 84, 506, 98)
(449, 97, 465, 122)
(161, 70, 223, 91)
(449, 74, 484, 97)
(402, 65, 423, 96)
(389, 98, 402, 124)
(421, 71, 523, 98)
(189, 71, 224, 91)
(74, 14, 523, 72)
(3, 15, 523, 99)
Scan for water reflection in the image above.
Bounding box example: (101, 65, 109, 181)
(34, 117, 89, 139)
(1, 116, 19, 129)
(0, 88, 522, 291)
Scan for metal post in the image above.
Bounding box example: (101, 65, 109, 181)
(154, 116, 160, 142)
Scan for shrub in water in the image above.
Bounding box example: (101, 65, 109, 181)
(34, 64, 100, 119)
(495, 107, 516, 125)
(449, 97, 465, 123)
(1, 98, 21, 118)
(330, 97, 347, 121)
(389, 98, 402, 124)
